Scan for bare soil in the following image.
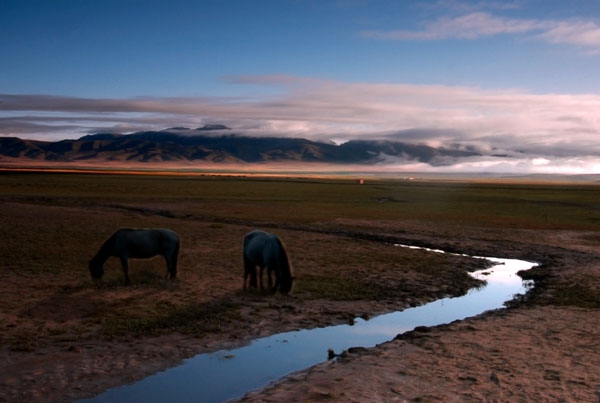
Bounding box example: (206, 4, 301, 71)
(242, 230, 600, 402)
(243, 305, 600, 402)
(0, 201, 484, 402)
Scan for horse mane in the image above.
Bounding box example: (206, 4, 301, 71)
(276, 238, 292, 272)
(91, 229, 122, 263)
(275, 236, 294, 288)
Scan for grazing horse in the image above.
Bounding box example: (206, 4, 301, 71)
(89, 228, 180, 284)
(243, 230, 293, 294)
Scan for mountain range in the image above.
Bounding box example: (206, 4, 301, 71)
(0, 128, 479, 166)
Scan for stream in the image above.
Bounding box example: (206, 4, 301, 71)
(82, 247, 537, 403)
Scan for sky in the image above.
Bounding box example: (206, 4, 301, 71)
(1, 0, 600, 173)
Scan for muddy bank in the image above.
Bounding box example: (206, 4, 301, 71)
(242, 306, 600, 402)
(240, 231, 600, 402)
(83, 256, 535, 402)
(2, 225, 595, 402)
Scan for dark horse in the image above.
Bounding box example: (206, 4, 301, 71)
(243, 230, 293, 294)
(89, 228, 180, 284)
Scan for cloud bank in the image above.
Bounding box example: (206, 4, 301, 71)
(1, 75, 600, 173)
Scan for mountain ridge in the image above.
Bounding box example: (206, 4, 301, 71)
(0, 130, 480, 165)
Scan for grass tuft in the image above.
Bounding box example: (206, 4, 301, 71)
(295, 274, 397, 300)
(99, 300, 242, 339)
(548, 284, 600, 309)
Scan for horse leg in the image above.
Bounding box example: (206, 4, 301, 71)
(165, 252, 178, 280)
(120, 257, 130, 285)
(267, 267, 273, 290)
(243, 266, 253, 290)
(259, 266, 265, 290)
(244, 256, 257, 289)
(171, 242, 180, 279)
(272, 270, 280, 294)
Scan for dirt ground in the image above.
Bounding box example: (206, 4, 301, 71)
(242, 305, 600, 402)
(0, 201, 485, 402)
(242, 230, 600, 402)
(1, 176, 600, 402)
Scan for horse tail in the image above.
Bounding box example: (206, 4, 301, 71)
(275, 237, 294, 294)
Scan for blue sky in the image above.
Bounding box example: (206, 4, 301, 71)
(2, 0, 600, 95)
(2, 0, 600, 172)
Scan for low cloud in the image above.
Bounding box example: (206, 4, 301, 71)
(0, 118, 76, 135)
(2, 75, 600, 173)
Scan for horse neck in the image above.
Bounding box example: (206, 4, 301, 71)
(275, 239, 292, 277)
(92, 236, 115, 264)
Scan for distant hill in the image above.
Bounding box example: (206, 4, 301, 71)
(0, 130, 479, 165)
(196, 124, 231, 131)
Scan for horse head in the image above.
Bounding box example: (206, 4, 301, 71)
(89, 259, 104, 280)
(279, 274, 294, 294)
(276, 238, 294, 294)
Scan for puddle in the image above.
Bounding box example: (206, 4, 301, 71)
(82, 249, 537, 403)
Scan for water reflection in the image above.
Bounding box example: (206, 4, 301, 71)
(81, 250, 537, 403)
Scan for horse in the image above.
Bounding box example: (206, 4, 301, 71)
(89, 228, 180, 285)
(243, 230, 293, 294)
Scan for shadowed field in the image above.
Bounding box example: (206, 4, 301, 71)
(0, 173, 491, 347)
(0, 171, 599, 401)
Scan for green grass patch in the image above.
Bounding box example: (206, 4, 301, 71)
(549, 285, 600, 309)
(520, 267, 600, 309)
(294, 274, 392, 300)
(89, 268, 174, 290)
(2, 173, 600, 230)
(7, 331, 39, 352)
(99, 300, 242, 339)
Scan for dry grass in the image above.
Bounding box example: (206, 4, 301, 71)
(1, 172, 598, 350)
(0, 199, 480, 349)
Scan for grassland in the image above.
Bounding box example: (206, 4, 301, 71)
(2, 171, 599, 228)
(0, 171, 599, 401)
(0, 172, 493, 346)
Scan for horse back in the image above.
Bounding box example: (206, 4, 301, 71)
(114, 228, 179, 259)
(263, 234, 282, 264)
(244, 231, 282, 266)
(243, 230, 271, 265)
